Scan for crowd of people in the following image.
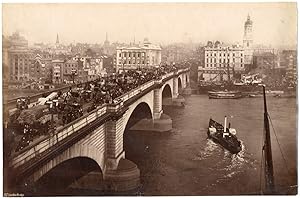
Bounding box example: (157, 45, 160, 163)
(6, 65, 181, 154)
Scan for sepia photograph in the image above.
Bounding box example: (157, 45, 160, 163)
(2, 2, 298, 196)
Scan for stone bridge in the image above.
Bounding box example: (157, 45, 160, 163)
(6, 68, 190, 195)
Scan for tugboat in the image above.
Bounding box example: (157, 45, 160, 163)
(207, 116, 242, 154)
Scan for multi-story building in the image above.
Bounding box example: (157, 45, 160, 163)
(6, 32, 33, 82)
(253, 52, 277, 72)
(102, 56, 114, 74)
(277, 50, 297, 87)
(198, 41, 245, 82)
(280, 50, 297, 68)
(116, 38, 161, 72)
(285, 53, 297, 87)
(29, 52, 54, 83)
(8, 48, 32, 82)
(63, 59, 78, 83)
(52, 60, 64, 84)
(30, 54, 43, 82)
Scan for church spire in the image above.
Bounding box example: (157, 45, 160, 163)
(56, 33, 59, 44)
(105, 32, 108, 41)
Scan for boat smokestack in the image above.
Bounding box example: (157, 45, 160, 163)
(224, 116, 227, 132)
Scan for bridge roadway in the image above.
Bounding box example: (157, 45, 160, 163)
(4, 81, 95, 112)
(6, 68, 190, 194)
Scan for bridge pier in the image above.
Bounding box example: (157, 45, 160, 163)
(153, 88, 163, 120)
(180, 86, 192, 96)
(162, 95, 186, 107)
(129, 113, 172, 133)
(103, 158, 140, 193)
(68, 171, 105, 192)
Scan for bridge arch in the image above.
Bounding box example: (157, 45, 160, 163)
(178, 76, 182, 90)
(185, 74, 188, 84)
(33, 157, 103, 195)
(161, 83, 173, 99)
(123, 101, 153, 158)
(30, 127, 106, 184)
(124, 102, 153, 131)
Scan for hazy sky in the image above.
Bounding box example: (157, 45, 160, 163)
(2, 3, 297, 47)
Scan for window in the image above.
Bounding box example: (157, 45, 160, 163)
(119, 53, 122, 57)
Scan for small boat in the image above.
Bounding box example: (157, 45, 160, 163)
(208, 90, 243, 99)
(248, 93, 264, 98)
(273, 92, 296, 98)
(207, 116, 242, 154)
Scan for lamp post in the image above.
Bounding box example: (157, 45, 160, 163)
(46, 99, 59, 132)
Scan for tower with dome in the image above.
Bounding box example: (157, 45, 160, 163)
(243, 14, 254, 65)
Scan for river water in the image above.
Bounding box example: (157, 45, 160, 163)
(23, 94, 297, 196)
(126, 94, 297, 195)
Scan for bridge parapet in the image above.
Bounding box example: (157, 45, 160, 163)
(9, 68, 190, 171)
(10, 105, 108, 168)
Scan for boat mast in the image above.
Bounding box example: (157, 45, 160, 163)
(262, 85, 275, 193)
(224, 116, 227, 132)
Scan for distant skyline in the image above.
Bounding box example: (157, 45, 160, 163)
(3, 3, 297, 47)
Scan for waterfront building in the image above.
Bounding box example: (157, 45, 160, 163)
(198, 41, 245, 82)
(280, 50, 297, 68)
(116, 38, 161, 72)
(284, 51, 297, 86)
(253, 52, 277, 72)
